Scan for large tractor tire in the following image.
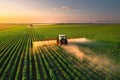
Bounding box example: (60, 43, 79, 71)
(60, 39, 68, 45)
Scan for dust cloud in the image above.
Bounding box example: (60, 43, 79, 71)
(61, 39, 120, 74)
(33, 38, 120, 73)
(62, 44, 85, 60)
(68, 38, 91, 43)
(33, 40, 56, 51)
(33, 38, 91, 51)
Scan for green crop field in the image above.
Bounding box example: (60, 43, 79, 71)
(0, 24, 120, 80)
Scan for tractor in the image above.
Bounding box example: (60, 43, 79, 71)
(57, 34, 68, 45)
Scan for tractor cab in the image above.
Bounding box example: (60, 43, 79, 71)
(57, 34, 68, 45)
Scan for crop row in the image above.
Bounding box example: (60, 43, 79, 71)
(0, 28, 120, 80)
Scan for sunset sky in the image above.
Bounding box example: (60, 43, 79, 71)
(0, 0, 120, 23)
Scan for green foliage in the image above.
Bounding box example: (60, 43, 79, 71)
(0, 24, 120, 80)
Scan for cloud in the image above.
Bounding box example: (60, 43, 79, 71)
(52, 6, 76, 11)
(52, 7, 57, 10)
(61, 6, 75, 10)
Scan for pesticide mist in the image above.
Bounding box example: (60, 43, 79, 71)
(61, 38, 120, 74)
(33, 38, 120, 75)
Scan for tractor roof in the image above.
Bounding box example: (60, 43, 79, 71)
(59, 34, 66, 36)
